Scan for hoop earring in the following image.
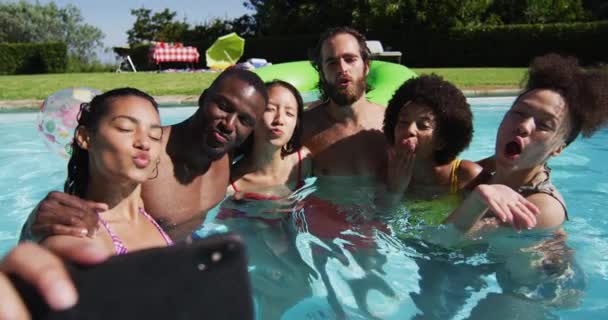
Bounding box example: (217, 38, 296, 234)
(149, 159, 160, 180)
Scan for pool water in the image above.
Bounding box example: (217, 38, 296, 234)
(1, 97, 607, 319)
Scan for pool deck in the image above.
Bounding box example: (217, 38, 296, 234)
(0, 87, 521, 111)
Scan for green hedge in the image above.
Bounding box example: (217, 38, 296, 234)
(239, 21, 608, 67)
(394, 20, 608, 67)
(0, 42, 67, 74)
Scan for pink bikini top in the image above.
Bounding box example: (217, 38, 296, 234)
(97, 207, 173, 255)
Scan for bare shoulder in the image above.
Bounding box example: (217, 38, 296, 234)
(206, 155, 231, 192)
(476, 155, 496, 173)
(364, 101, 386, 118)
(230, 157, 248, 182)
(302, 106, 326, 141)
(299, 146, 312, 158)
(209, 154, 230, 176)
(299, 146, 313, 178)
(366, 100, 386, 111)
(361, 100, 386, 129)
(303, 104, 325, 122)
(527, 193, 567, 229)
(458, 160, 483, 185)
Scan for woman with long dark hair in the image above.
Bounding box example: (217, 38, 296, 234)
(42, 88, 172, 255)
(227, 80, 312, 199)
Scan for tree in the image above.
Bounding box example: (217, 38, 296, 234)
(231, 15, 258, 37)
(182, 18, 234, 47)
(489, 0, 590, 24)
(241, 0, 596, 37)
(127, 8, 189, 45)
(0, 1, 104, 63)
(584, 0, 608, 20)
(523, 0, 589, 23)
(243, 0, 357, 35)
(242, 0, 497, 35)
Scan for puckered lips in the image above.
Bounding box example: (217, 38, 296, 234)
(269, 127, 284, 138)
(503, 136, 524, 160)
(133, 152, 150, 168)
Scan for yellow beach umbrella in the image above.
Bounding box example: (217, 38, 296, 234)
(206, 32, 245, 70)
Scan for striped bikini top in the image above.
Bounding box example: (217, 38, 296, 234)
(97, 207, 173, 255)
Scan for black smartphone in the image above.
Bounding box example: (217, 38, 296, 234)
(11, 233, 254, 320)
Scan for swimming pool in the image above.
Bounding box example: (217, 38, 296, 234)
(0, 97, 606, 319)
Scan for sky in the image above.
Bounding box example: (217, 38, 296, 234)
(24, 0, 253, 62)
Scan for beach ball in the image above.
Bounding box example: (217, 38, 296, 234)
(37, 88, 101, 159)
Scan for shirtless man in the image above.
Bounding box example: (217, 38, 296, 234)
(305, 27, 388, 178)
(301, 28, 398, 317)
(23, 68, 268, 241)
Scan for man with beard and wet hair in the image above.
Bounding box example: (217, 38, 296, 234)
(305, 26, 388, 177)
(22, 68, 268, 241)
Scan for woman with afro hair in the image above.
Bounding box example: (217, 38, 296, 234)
(381, 74, 482, 225)
(446, 53, 608, 233)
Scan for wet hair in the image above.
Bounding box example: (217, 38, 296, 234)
(236, 80, 305, 158)
(198, 67, 268, 107)
(309, 26, 371, 102)
(522, 53, 608, 145)
(64, 88, 159, 198)
(383, 74, 473, 165)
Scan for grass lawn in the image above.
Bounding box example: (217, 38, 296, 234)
(412, 68, 527, 88)
(0, 68, 526, 100)
(0, 72, 217, 100)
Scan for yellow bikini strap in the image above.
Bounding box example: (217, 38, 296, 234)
(450, 159, 462, 194)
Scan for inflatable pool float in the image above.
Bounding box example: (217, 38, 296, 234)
(254, 60, 417, 106)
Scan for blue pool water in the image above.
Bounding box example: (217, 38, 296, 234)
(0, 97, 607, 318)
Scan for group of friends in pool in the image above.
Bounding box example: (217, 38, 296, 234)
(1, 26, 608, 318)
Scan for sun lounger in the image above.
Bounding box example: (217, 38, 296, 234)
(366, 40, 402, 64)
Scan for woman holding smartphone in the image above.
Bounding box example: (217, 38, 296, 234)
(42, 88, 173, 255)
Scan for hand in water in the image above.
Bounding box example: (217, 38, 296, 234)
(386, 138, 417, 194)
(0, 241, 109, 319)
(32, 191, 107, 239)
(475, 184, 540, 231)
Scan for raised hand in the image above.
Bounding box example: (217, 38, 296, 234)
(474, 184, 540, 231)
(386, 137, 417, 195)
(0, 241, 109, 319)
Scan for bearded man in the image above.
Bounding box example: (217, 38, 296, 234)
(303, 27, 388, 178)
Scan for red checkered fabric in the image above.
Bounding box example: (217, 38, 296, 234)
(149, 46, 200, 64)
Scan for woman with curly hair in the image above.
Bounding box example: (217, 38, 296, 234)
(381, 74, 482, 225)
(446, 53, 608, 232)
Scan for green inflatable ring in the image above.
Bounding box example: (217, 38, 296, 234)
(254, 60, 417, 106)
